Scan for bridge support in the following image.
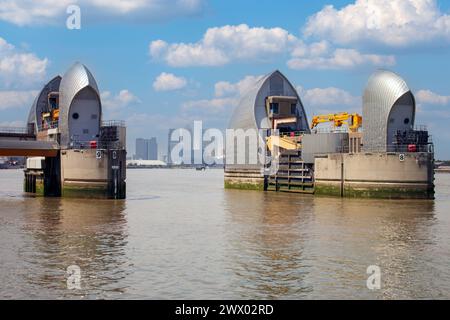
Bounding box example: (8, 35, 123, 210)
(24, 154, 61, 197)
(23, 149, 126, 199)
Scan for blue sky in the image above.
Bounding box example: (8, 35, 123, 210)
(1, 0, 450, 158)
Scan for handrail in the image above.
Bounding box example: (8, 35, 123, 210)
(345, 143, 434, 154)
(38, 121, 59, 132)
(69, 140, 125, 150)
(312, 127, 351, 134)
(102, 120, 126, 127)
(0, 127, 31, 135)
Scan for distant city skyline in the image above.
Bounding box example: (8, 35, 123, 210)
(167, 126, 223, 165)
(1, 1, 450, 158)
(135, 137, 158, 161)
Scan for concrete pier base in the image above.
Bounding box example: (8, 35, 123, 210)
(24, 171, 45, 196)
(24, 148, 126, 199)
(61, 149, 126, 199)
(314, 152, 435, 199)
(224, 169, 266, 191)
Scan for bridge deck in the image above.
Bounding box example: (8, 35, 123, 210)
(0, 140, 59, 157)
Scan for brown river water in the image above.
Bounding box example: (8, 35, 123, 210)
(0, 169, 449, 299)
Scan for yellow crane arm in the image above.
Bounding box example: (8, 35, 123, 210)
(311, 112, 362, 132)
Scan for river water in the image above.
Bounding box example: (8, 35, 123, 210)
(0, 169, 449, 299)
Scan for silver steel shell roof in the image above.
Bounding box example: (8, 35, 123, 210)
(27, 76, 62, 134)
(226, 70, 310, 170)
(362, 69, 415, 151)
(58, 62, 101, 148)
(228, 70, 310, 132)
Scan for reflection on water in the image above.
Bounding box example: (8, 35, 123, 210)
(0, 169, 449, 299)
(0, 188, 129, 299)
(223, 191, 315, 299)
(223, 191, 443, 299)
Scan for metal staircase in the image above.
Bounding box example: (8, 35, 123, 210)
(266, 150, 314, 194)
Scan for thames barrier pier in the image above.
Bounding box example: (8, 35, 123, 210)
(10, 62, 126, 199)
(224, 70, 435, 199)
(225, 71, 311, 191)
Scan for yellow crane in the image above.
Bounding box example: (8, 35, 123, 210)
(311, 112, 362, 133)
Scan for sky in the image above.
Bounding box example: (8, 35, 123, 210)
(1, 0, 450, 159)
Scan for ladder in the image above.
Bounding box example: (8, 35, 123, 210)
(266, 150, 314, 194)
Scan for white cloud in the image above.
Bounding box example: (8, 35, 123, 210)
(150, 24, 397, 70)
(288, 47, 395, 70)
(181, 74, 264, 118)
(0, 90, 39, 110)
(149, 24, 299, 67)
(214, 75, 263, 97)
(416, 89, 450, 105)
(101, 89, 140, 110)
(126, 112, 188, 130)
(181, 97, 238, 115)
(0, 0, 205, 26)
(153, 72, 187, 91)
(0, 37, 48, 88)
(291, 40, 331, 58)
(297, 86, 360, 112)
(304, 0, 450, 47)
(149, 40, 168, 58)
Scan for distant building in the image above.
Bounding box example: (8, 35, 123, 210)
(167, 128, 205, 165)
(135, 137, 158, 160)
(148, 138, 158, 160)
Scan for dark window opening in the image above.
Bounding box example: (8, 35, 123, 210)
(72, 113, 79, 120)
(404, 118, 410, 125)
(49, 98, 58, 110)
(270, 103, 279, 114)
(291, 104, 297, 115)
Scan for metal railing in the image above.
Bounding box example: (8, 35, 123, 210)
(414, 125, 428, 131)
(102, 120, 126, 127)
(312, 127, 352, 134)
(279, 130, 308, 138)
(0, 126, 30, 134)
(337, 143, 434, 154)
(38, 121, 59, 132)
(266, 129, 308, 137)
(69, 140, 124, 150)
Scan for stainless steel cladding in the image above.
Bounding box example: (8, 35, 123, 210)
(302, 133, 349, 164)
(27, 76, 62, 134)
(226, 70, 310, 170)
(362, 70, 416, 152)
(59, 62, 102, 148)
(228, 70, 310, 132)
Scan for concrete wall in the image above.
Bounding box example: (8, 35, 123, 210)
(60, 149, 109, 197)
(61, 149, 108, 182)
(224, 169, 265, 191)
(302, 133, 349, 164)
(60, 148, 126, 199)
(349, 132, 362, 154)
(314, 152, 434, 199)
